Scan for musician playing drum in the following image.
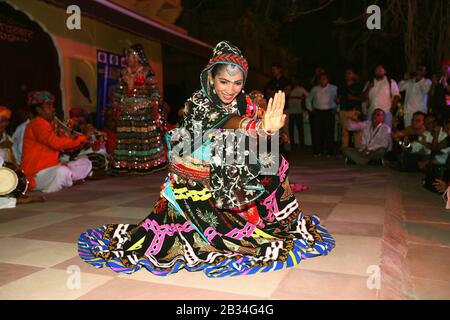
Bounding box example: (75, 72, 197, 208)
(0, 106, 45, 208)
(0, 106, 16, 165)
(21, 91, 93, 193)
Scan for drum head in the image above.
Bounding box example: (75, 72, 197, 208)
(0, 167, 19, 196)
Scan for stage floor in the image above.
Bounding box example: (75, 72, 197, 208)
(0, 148, 449, 300)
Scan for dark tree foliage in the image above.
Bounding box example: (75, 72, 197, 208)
(177, 0, 450, 84)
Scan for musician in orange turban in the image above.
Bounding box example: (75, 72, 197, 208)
(21, 91, 93, 193)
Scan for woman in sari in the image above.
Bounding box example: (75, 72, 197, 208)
(79, 41, 335, 278)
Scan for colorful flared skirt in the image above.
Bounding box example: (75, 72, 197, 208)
(78, 156, 335, 278)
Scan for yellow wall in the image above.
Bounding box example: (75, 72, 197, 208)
(6, 0, 163, 118)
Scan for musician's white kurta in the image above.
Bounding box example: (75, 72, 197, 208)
(34, 158, 92, 193)
(0, 197, 16, 209)
(0, 154, 16, 209)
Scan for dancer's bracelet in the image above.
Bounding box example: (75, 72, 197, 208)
(261, 120, 276, 136)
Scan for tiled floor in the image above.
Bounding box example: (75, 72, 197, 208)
(0, 149, 449, 299)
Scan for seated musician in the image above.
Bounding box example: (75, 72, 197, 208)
(21, 91, 92, 193)
(392, 111, 432, 171)
(0, 154, 46, 209)
(0, 106, 16, 165)
(63, 107, 108, 158)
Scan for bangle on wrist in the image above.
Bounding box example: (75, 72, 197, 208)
(238, 117, 250, 133)
(262, 120, 276, 136)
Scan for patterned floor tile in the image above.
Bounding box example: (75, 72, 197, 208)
(0, 238, 77, 267)
(44, 190, 117, 203)
(326, 203, 385, 225)
(0, 209, 43, 224)
(49, 203, 111, 214)
(406, 244, 450, 282)
(344, 188, 387, 200)
(405, 221, 450, 247)
(117, 267, 290, 298)
(296, 194, 342, 204)
(84, 192, 156, 206)
(325, 220, 383, 237)
(298, 201, 336, 221)
(271, 269, 378, 300)
(411, 277, 450, 300)
(88, 206, 151, 219)
(51, 257, 120, 277)
(13, 215, 138, 243)
(20, 201, 75, 212)
(118, 196, 160, 208)
(0, 262, 43, 286)
(0, 268, 113, 300)
(341, 196, 386, 206)
(0, 212, 81, 237)
(403, 206, 450, 224)
(77, 278, 263, 300)
(295, 234, 382, 277)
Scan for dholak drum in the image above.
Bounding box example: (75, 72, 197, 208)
(85, 153, 113, 173)
(0, 162, 29, 197)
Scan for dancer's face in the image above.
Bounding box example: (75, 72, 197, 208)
(211, 65, 244, 104)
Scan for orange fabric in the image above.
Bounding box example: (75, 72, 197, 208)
(21, 116, 87, 189)
(0, 106, 12, 119)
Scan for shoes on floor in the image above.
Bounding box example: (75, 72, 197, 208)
(368, 159, 383, 166)
(345, 157, 356, 165)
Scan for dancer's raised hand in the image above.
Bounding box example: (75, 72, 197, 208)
(263, 90, 286, 133)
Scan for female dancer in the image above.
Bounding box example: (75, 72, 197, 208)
(79, 41, 335, 277)
(112, 44, 166, 174)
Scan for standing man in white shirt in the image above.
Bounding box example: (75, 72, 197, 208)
(306, 72, 338, 156)
(343, 108, 391, 165)
(286, 78, 309, 147)
(399, 65, 432, 127)
(362, 64, 401, 128)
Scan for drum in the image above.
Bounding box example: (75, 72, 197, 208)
(0, 162, 29, 197)
(85, 153, 113, 173)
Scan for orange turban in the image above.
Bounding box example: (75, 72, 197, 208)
(0, 106, 11, 119)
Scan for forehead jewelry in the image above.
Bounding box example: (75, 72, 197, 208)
(225, 64, 240, 77)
